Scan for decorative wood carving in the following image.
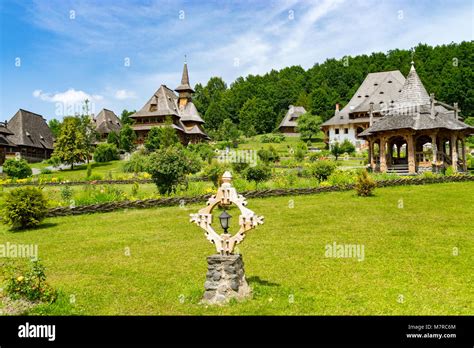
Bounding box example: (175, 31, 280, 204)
(190, 171, 264, 255)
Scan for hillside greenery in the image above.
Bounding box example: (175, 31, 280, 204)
(194, 41, 473, 135)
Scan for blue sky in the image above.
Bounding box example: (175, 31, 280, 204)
(0, 0, 472, 121)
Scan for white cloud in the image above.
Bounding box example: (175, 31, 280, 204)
(20, 0, 473, 119)
(32, 88, 103, 104)
(114, 89, 137, 100)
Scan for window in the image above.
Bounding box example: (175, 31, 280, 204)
(335, 128, 339, 135)
(344, 128, 349, 134)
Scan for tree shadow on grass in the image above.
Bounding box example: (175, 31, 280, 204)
(9, 222, 58, 233)
(247, 276, 280, 287)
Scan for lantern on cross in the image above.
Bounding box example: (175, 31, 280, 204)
(190, 171, 264, 255)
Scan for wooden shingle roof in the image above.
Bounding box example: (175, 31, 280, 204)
(130, 62, 208, 138)
(359, 63, 473, 137)
(6, 109, 54, 150)
(278, 105, 307, 128)
(175, 63, 195, 93)
(94, 109, 122, 134)
(322, 70, 405, 126)
(131, 85, 180, 118)
(180, 101, 204, 123)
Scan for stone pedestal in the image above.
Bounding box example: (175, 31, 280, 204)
(202, 254, 251, 304)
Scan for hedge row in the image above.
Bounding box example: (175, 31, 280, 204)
(45, 174, 474, 218)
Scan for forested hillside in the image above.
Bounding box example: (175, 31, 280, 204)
(193, 41, 473, 136)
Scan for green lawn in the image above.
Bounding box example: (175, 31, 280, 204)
(33, 160, 130, 181)
(0, 182, 472, 315)
(239, 133, 326, 156)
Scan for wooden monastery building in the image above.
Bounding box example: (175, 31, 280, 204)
(0, 109, 54, 164)
(278, 105, 307, 135)
(130, 62, 209, 144)
(321, 70, 406, 151)
(93, 108, 122, 141)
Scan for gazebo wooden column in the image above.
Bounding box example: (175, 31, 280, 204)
(451, 134, 458, 172)
(431, 132, 438, 169)
(461, 137, 467, 172)
(380, 136, 387, 172)
(367, 139, 373, 171)
(407, 134, 416, 174)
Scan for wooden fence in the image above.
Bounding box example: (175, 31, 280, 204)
(45, 174, 474, 218)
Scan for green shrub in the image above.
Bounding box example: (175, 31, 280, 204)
(60, 185, 73, 202)
(88, 174, 103, 181)
(261, 134, 284, 143)
(45, 156, 61, 167)
(123, 151, 151, 173)
(355, 170, 376, 197)
(107, 131, 120, 148)
(3, 159, 32, 179)
(74, 185, 125, 205)
(341, 139, 356, 155)
(40, 167, 52, 174)
(297, 142, 308, 152)
(94, 143, 119, 163)
(131, 182, 140, 196)
(147, 145, 199, 195)
(468, 155, 474, 169)
(204, 161, 228, 187)
(331, 140, 354, 160)
(231, 161, 250, 174)
(308, 152, 321, 162)
(188, 143, 215, 163)
(1, 187, 48, 229)
(311, 161, 336, 181)
(294, 147, 305, 162)
(421, 171, 436, 179)
(0, 259, 57, 303)
(328, 170, 356, 186)
(257, 146, 279, 163)
(245, 164, 271, 188)
(445, 166, 454, 176)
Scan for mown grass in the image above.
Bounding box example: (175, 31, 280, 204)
(239, 133, 326, 156)
(32, 161, 128, 181)
(0, 182, 472, 315)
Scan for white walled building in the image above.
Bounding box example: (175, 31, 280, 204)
(321, 70, 406, 151)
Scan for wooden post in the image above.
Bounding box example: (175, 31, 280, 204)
(368, 139, 373, 171)
(451, 134, 458, 172)
(431, 133, 437, 168)
(461, 138, 467, 172)
(387, 139, 393, 166)
(380, 137, 387, 172)
(407, 134, 416, 174)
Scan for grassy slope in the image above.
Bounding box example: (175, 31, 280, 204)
(239, 134, 326, 156)
(1, 182, 473, 315)
(31, 161, 126, 181)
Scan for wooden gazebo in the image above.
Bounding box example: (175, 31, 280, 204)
(359, 63, 473, 175)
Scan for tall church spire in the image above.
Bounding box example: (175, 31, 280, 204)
(175, 58, 194, 94)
